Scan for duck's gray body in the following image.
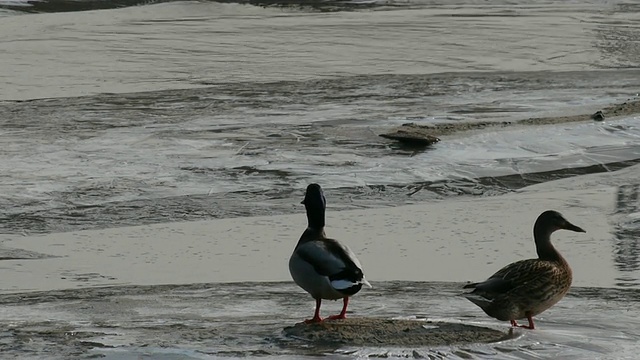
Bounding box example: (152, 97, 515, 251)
(289, 184, 370, 322)
(289, 228, 368, 300)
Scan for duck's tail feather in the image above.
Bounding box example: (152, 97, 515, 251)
(331, 279, 360, 290)
(463, 293, 493, 309)
(329, 268, 371, 293)
(330, 272, 371, 295)
(330, 277, 371, 290)
(463, 282, 478, 289)
(331, 280, 363, 296)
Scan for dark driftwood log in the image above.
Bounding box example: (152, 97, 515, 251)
(379, 123, 441, 146)
(591, 110, 605, 121)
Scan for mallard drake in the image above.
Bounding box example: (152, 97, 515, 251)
(463, 210, 586, 329)
(289, 183, 371, 323)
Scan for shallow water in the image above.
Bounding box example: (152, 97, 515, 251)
(1, 0, 638, 100)
(1, 282, 639, 359)
(1, 88, 639, 234)
(1, 0, 640, 234)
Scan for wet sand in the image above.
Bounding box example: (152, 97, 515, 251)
(283, 318, 507, 346)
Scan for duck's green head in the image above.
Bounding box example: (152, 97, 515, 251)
(301, 183, 326, 210)
(536, 210, 586, 234)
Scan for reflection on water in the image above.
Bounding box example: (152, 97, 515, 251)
(613, 184, 640, 287)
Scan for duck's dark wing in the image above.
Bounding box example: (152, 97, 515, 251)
(295, 237, 370, 294)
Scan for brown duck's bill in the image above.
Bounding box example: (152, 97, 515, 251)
(564, 221, 586, 233)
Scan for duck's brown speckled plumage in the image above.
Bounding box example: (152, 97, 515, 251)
(463, 210, 586, 329)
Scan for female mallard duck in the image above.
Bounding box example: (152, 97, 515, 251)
(463, 210, 586, 329)
(289, 183, 371, 323)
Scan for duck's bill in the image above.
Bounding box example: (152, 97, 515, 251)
(565, 222, 586, 233)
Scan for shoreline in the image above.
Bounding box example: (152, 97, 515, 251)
(2, 164, 636, 293)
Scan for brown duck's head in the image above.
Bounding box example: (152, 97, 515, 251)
(536, 210, 586, 234)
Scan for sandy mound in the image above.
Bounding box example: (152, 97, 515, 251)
(283, 318, 507, 346)
(380, 97, 640, 140)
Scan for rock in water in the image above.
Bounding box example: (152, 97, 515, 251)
(379, 123, 441, 147)
(592, 110, 605, 121)
(283, 318, 507, 346)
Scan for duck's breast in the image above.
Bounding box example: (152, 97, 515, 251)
(509, 262, 573, 317)
(527, 270, 572, 316)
